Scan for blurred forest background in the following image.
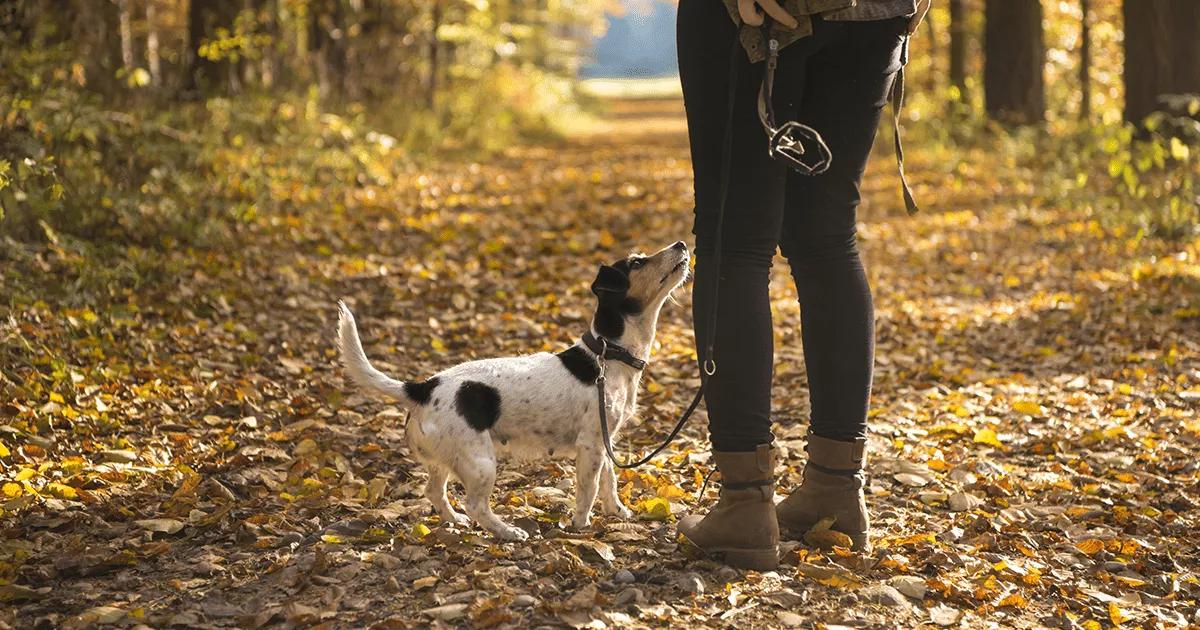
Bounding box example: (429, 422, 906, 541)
(1, 0, 1197, 247)
(2, 1, 1200, 627)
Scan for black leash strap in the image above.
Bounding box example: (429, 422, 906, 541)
(596, 38, 741, 469)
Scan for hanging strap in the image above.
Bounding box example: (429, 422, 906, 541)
(892, 34, 919, 215)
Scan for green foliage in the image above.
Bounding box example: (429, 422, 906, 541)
(904, 89, 1199, 242)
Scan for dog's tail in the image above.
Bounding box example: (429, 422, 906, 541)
(336, 301, 411, 406)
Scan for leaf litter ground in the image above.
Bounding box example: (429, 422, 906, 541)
(2, 97, 1199, 628)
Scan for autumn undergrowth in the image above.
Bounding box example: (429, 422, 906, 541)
(905, 94, 1200, 242)
(0, 49, 572, 257)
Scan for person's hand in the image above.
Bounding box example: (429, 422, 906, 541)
(907, 0, 932, 34)
(737, 0, 799, 29)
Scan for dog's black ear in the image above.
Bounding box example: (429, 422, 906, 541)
(591, 264, 630, 297)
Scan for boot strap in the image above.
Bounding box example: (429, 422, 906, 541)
(808, 462, 863, 477)
(722, 478, 774, 490)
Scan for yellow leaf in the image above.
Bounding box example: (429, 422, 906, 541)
(321, 534, 346, 544)
(655, 483, 687, 500)
(1108, 601, 1128, 625)
(598, 230, 616, 248)
(2, 483, 21, 497)
(1076, 539, 1104, 555)
(973, 428, 1004, 448)
(804, 528, 853, 551)
(411, 523, 432, 539)
(1011, 400, 1042, 416)
(1082, 621, 1101, 630)
(634, 496, 672, 521)
(49, 392, 65, 404)
(997, 593, 1027, 608)
(46, 483, 77, 500)
(0, 441, 9, 458)
(15, 469, 35, 481)
(1113, 575, 1145, 588)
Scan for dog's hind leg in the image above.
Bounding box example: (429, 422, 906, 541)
(571, 446, 604, 530)
(426, 466, 469, 526)
(598, 458, 632, 519)
(455, 450, 529, 541)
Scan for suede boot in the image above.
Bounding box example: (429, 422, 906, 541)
(677, 444, 779, 570)
(776, 434, 870, 550)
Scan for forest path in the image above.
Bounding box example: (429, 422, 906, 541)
(4, 97, 1198, 628)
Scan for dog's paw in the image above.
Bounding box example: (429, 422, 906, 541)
(605, 503, 633, 519)
(443, 512, 471, 527)
(571, 514, 593, 531)
(494, 525, 530, 542)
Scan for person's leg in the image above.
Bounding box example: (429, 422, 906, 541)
(775, 16, 910, 549)
(676, 0, 808, 569)
(780, 16, 907, 441)
(677, 0, 789, 454)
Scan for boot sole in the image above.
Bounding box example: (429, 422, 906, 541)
(697, 545, 780, 571)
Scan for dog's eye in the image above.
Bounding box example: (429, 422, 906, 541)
(629, 258, 645, 269)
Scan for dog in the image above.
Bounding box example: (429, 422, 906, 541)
(336, 240, 690, 540)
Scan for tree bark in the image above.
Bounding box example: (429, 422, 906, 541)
(427, 1, 441, 109)
(1079, 0, 1090, 121)
(949, 0, 967, 102)
(146, 0, 162, 86)
(1123, 0, 1194, 125)
(984, 0, 1045, 124)
(118, 0, 135, 71)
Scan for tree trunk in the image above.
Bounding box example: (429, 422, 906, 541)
(427, 1, 441, 109)
(984, 0, 1045, 124)
(146, 0, 162, 86)
(184, 0, 213, 93)
(1079, 0, 1090, 120)
(924, 13, 938, 96)
(1123, 0, 1200, 126)
(76, 0, 122, 94)
(949, 0, 967, 102)
(118, 0, 135, 71)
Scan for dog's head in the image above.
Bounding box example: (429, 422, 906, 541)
(590, 240, 690, 341)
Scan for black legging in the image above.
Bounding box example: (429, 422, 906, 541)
(678, 1, 908, 451)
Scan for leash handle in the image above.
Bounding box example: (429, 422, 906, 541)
(595, 38, 741, 470)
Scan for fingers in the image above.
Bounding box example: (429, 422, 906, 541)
(737, 0, 764, 26)
(757, 0, 799, 28)
(738, 0, 799, 29)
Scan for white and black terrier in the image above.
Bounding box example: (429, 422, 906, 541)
(336, 241, 690, 540)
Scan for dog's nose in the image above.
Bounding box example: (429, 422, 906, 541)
(672, 240, 687, 251)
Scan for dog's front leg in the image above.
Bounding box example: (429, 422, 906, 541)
(572, 447, 604, 530)
(598, 458, 632, 519)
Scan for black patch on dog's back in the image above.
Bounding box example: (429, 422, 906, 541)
(557, 346, 600, 384)
(403, 376, 440, 405)
(455, 381, 501, 431)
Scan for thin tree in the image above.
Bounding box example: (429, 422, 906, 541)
(984, 0, 1045, 124)
(146, 0, 161, 86)
(1079, 0, 1090, 121)
(949, 0, 967, 103)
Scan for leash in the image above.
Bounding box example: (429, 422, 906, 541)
(593, 37, 742, 470)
